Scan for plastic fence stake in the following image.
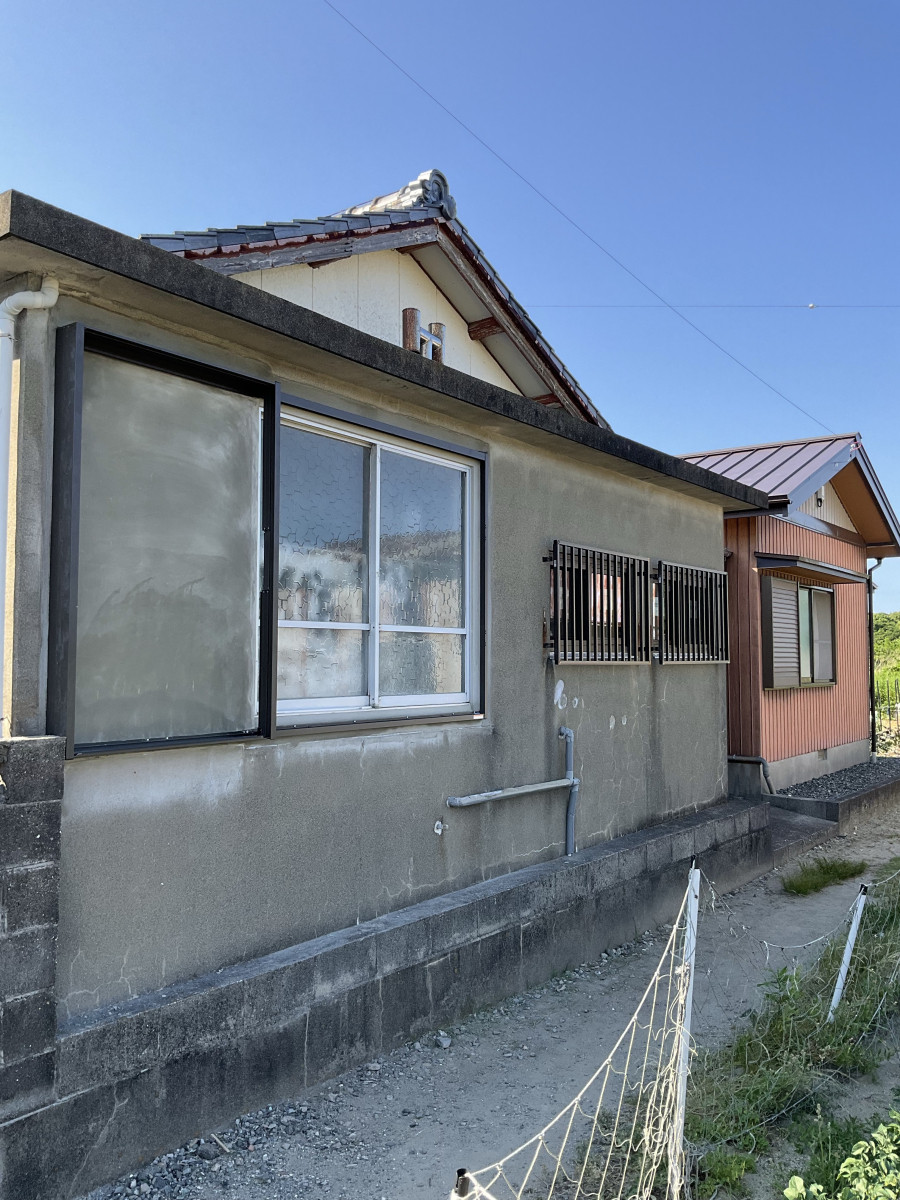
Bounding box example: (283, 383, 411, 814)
(827, 885, 868, 1024)
(667, 864, 700, 1199)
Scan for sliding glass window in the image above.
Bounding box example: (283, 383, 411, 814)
(277, 410, 478, 725)
(51, 327, 481, 752)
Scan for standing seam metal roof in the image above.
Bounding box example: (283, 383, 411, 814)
(682, 434, 860, 501)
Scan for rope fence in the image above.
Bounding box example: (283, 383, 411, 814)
(450, 855, 900, 1200)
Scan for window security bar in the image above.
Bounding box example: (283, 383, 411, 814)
(658, 561, 729, 663)
(549, 540, 651, 664)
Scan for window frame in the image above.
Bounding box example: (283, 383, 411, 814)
(50, 325, 280, 758)
(49, 326, 486, 756)
(276, 401, 483, 727)
(800, 583, 836, 686)
(760, 574, 836, 690)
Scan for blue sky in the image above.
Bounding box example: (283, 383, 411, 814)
(3, 0, 898, 606)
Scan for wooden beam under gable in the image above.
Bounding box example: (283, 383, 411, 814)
(433, 227, 587, 422)
(467, 316, 503, 341)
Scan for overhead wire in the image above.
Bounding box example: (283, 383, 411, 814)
(321, 0, 837, 436)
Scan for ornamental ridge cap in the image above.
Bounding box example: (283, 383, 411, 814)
(334, 169, 457, 221)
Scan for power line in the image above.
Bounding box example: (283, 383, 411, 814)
(321, 0, 836, 436)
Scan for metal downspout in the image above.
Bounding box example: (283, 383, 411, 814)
(559, 725, 580, 856)
(869, 558, 884, 760)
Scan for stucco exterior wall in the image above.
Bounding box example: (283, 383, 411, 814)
(10, 294, 727, 1022)
(232, 251, 522, 394)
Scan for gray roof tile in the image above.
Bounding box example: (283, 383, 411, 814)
(139, 168, 607, 427)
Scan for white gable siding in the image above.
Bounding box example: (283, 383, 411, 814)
(798, 481, 856, 531)
(233, 251, 522, 394)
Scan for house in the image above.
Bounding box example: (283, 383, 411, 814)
(0, 174, 771, 1199)
(683, 434, 900, 792)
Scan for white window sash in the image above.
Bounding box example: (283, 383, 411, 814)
(277, 413, 477, 718)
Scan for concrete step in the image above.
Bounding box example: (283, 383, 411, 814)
(769, 807, 841, 867)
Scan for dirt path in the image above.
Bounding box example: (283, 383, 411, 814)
(87, 811, 900, 1200)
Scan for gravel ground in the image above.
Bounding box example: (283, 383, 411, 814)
(81, 809, 900, 1200)
(778, 754, 900, 799)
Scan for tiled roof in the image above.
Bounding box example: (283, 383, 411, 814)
(140, 170, 607, 427)
(682, 434, 861, 503)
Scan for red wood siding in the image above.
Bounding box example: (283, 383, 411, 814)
(760, 574, 869, 760)
(724, 518, 761, 755)
(726, 516, 869, 763)
(757, 516, 867, 574)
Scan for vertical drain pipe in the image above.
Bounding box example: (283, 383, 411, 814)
(0, 279, 59, 734)
(559, 726, 580, 856)
(869, 559, 883, 761)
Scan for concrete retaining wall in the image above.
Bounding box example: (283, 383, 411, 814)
(0, 796, 770, 1200)
(771, 773, 900, 833)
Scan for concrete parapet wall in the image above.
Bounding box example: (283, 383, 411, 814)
(0, 797, 769, 1200)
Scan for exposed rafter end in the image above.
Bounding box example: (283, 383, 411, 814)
(533, 393, 563, 408)
(467, 316, 503, 342)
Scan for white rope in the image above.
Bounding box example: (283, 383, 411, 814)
(457, 885, 694, 1200)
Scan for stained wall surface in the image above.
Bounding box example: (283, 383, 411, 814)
(232, 251, 521, 394)
(18, 297, 728, 1021)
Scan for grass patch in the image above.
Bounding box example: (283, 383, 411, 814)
(694, 1148, 756, 1198)
(686, 858, 900, 1181)
(782, 856, 867, 896)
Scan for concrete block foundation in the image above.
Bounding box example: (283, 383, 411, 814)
(0, 796, 770, 1200)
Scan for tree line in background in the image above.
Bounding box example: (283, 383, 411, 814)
(874, 612, 900, 688)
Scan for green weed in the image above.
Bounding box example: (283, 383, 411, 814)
(788, 1108, 872, 1193)
(782, 857, 868, 897)
(687, 863, 900, 1179)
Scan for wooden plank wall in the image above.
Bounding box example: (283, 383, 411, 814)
(757, 516, 867, 574)
(760, 572, 869, 760)
(724, 517, 761, 755)
(725, 516, 869, 762)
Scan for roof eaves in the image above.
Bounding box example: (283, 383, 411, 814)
(0, 189, 769, 512)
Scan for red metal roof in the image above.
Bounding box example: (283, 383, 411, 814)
(682, 434, 860, 502)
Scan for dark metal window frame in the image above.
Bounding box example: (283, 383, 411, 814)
(50, 326, 487, 756)
(549, 540, 651, 664)
(50, 325, 281, 758)
(760, 573, 836, 690)
(657, 560, 729, 664)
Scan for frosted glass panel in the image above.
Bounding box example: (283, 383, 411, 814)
(278, 627, 366, 702)
(279, 427, 367, 622)
(75, 354, 261, 744)
(379, 451, 464, 628)
(380, 632, 464, 697)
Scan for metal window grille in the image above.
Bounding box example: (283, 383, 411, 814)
(550, 540, 651, 664)
(658, 561, 729, 663)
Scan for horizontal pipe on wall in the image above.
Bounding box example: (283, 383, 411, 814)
(447, 726, 580, 855)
